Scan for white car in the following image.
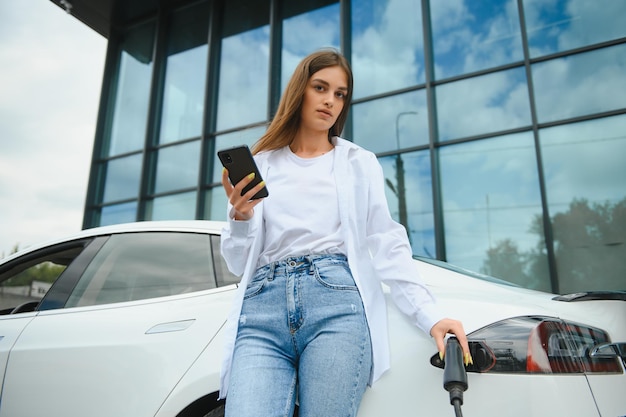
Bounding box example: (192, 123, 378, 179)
(0, 221, 624, 417)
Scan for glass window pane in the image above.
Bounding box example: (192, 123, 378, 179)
(352, 0, 425, 99)
(281, 2, 340, 92)
(211, 235, 241, 286)
(206, 187, 228, 221)
(65, 232, 216, 307)
(159, 3, 209, 144)
(523, 0, 626, 58)
(380, 151, 435, 258)
(539, 115, 626, 293)
(0, 246, 82, 312)
(154, 141, 201, 194)
(436, 67, 531, 142)
(212, 126, 267, 183)
(352, 91, 428, 153)
(532, 44, 626, 124)
(100, 202, 137, 226)
(431, 0, 523, 80)
(440, 132, 550, 291)
(216, 0, 270, 131)
(105, 21, 155, 156)
(102, 154, 142, 202)
(149, 191, 196, 221)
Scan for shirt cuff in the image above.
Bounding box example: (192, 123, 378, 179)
(417, 302, 447, 336)
(227, 211, 253, 237)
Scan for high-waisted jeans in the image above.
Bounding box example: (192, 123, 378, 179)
(225, 254, 372, 417)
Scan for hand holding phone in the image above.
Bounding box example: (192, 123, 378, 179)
(217, 145, 269, 200)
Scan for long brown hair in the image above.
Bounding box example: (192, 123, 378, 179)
(252, 49, 353, 155)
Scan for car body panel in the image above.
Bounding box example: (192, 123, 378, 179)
(1, 288, 233, 416)
(570, 302, 626, 417)
(0, 315, 35, 394)
(359, 293, 603, 417)
(154, 320, 228, 416)
(415, 261, 626, 417)
(588, 373, 626, 417)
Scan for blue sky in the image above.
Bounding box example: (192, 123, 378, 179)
(0, 0, 106, 257)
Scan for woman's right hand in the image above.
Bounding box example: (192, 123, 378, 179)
(221, 168, 266, 221)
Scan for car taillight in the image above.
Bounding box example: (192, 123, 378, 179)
(430, 316, 623, 374)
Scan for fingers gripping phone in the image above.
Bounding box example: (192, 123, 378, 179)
(218, 145, 269, 200)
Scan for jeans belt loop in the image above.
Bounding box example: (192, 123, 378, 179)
(306, 255, 315, 274)
(268, 260, 276, 281)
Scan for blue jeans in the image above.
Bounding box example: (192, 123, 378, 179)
(225, 254, 372, 417)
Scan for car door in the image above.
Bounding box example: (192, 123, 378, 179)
(0, 239, 96, 395)
(0, 315, 35, 394)
(0, 230, 239, 417)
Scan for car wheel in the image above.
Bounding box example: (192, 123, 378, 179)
(202, 404, 224, 417)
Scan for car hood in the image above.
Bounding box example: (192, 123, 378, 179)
(410, 259, 626, 341)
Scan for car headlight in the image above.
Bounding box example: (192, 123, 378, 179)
(430, 316, 623, 374)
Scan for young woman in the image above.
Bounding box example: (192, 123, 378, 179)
(219, 49, 470, 417)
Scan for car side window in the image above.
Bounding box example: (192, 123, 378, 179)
(0, 244, 86, 315)
(211, 235, 240, 288)
(65, 232, 239, 307)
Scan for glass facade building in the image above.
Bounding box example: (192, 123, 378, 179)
(80, 0, 626, 294)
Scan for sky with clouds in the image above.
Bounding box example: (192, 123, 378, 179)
(104, 0, 624, 278)
(2, 0, 623, 284)
(0, 0, 106, 257)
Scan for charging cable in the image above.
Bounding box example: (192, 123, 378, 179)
(443, 337, 468, 417)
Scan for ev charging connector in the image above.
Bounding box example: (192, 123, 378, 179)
(443, 337, 468, 417)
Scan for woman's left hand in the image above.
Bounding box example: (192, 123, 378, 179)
(430, 318, 473, 366)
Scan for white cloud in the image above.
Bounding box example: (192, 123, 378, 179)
(282, 4, 339, 56)
(216, 28, 270, 131)
(532, 44, 626, 122)
(0, 0, 106, 257)
(352, 0, 424, 98)
(540, 114, 626, 207)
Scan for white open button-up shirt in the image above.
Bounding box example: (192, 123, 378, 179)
(219, 137, 445, 398)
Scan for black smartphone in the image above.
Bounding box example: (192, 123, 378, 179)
(217, 145, 269, 200)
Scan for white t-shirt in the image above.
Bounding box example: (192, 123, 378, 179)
(258, 146, 345, 267)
